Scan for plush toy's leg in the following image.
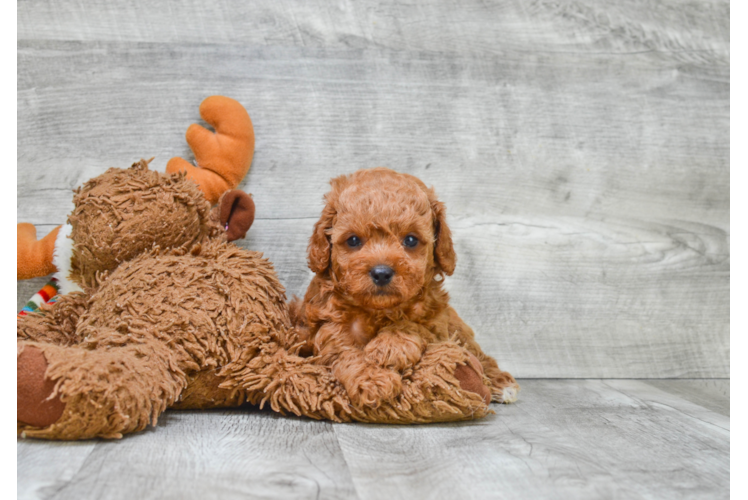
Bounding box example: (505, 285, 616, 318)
(17, 339, 187, 440)
(447, 308, 520, 404)
(457, 336, 519, 404)
(17, 345, 66, 428)
(17, 292, 89, 346)
(453, 352, 492, 405)
(224, 346, 354, 422)
(171, 369, 246, 410)
(471, 349, 519, 404)
(17, 224, 60, 280)
(225, 341, 492, 424)
(349, 341, 493, 423)
(166, 96, 255, 204)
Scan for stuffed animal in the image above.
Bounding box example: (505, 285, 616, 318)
(17, 96, 494, 440)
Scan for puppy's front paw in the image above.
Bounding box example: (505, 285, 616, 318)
(343, 369, 402, 409)
(364, 329, 426, 372)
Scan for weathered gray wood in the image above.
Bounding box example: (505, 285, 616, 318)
(334, 379, 729, 500)
(17, 0, 730, 61)
(18, 409, 358, 500)
(16, 39, 729, 226)
(17, 441, 97, 500)
(646, 379, 729, 417)
(17, 1, 729, 378)
(17, 380, 730, 500)
(730, 420, 748, 498)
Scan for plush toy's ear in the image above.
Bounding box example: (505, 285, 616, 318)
(219, 190, 255, 242)
(166, 96, 254, 205)
(430, 194, 456, 276)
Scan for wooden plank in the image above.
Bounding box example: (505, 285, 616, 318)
(18, 0, 730, 62)
(17, 380, 729, 500)
(17, 1, 729, 378)
(730, 420, 748, 498)
(17, 40, 729, 226)
(18, 409, 358, 500)
(333, 379, 729, 500)
(17, 440, 97, 500)
(644, 379, 730, 417)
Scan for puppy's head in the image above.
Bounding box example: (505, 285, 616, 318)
(308, 168, 456, 310)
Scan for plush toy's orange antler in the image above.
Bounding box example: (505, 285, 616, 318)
(17, 224, 60, 280)
(166, 96, 255, 205)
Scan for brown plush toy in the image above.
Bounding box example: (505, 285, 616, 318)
(17, 96, 494, 440)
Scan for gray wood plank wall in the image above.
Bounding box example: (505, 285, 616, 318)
(17, 0, 729, 378)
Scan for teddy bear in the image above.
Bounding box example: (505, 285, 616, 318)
(17, 96, 495, 440)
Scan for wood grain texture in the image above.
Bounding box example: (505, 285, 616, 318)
(17, 1, 729, 378)
(730, 420, 748, 498)
(333, 379, 729, 500)
(17, 380, 729, 500)
(18, 409, 357, 500)
(17, 0, 729, 61)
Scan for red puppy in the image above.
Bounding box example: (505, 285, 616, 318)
(294, 168, 519, 408)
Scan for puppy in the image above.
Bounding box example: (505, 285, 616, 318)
(293, 167, 519, 408)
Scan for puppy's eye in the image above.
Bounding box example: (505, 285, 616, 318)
(403, 235, 419, 248)
(346, 235, 362, 248)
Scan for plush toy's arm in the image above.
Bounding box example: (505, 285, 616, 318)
(17, 224, 60, 280)
(166, 96, 255, 205)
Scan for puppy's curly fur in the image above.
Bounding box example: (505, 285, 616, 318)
(293, 167, 519, 408)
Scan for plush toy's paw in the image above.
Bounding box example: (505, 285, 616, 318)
(17, 346, 65, 428)
(343, 368, 402, 409)
(453, 353, 492, 405)
(492, 384, 520, 404)
(364, 329, 426, 372)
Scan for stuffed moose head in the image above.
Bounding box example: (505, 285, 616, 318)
(17, 96, 494, 440)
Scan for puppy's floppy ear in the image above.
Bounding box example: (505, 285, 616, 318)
(308, 202, 336, 274)
(430, 194, 456, 276)
(308, 174, 348, 274)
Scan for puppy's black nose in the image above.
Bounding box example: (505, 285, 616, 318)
(370, 265, 394, 286)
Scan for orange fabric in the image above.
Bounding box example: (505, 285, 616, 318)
(166, 96, 254, 204)
(17, 224, 60, 280)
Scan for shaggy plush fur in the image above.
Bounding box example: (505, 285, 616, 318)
(17, 235, 346, 439)
(294, 168, 519, 408)
(67, 162, 223, 289)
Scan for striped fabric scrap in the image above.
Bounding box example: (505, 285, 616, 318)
(18, 278, 59, 317)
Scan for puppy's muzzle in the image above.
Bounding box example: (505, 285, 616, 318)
(370, 265, 395, 287)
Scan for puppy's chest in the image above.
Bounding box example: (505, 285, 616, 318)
(348, 317, 375, 347)
(346, 315, 448, 348)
